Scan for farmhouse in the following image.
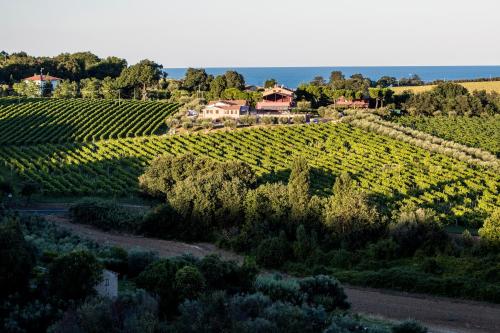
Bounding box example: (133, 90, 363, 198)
(335, 96, 369, 108)
(201, 100, 250, 119)
(256, 85, 295, 111)
(24, 74, 62, 90)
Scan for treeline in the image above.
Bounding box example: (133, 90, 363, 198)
(0, 51, 127, 83)
(0, 205, 424, 333)
(69, 154, 500, 302)
(400, 82, 500, 116)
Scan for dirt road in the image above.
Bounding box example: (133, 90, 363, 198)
(42, 215, 500, 333)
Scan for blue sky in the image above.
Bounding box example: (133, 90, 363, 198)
(1, 0, 499, 67)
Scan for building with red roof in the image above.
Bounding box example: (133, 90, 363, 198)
(256, 85, 295, 111)
(23, 74, 62, 91)
(201, 100, 250, 119)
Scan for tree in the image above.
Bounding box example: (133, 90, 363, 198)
(264, 78, 277, 88)
(369, 87, 381, 108)
(49, 250, 102, 300)
(329, 71, 345, 86)
(288, 156, 311, 223)
(52, 80, 78, 98)
(174, 266, 206, 300)
(311, 76, 326, 86)
(479, 209, 500, 246)
(100, 76, 119, 99)
(182, 68, 211, 92)
(376, 76, 397, 88)
(0, 218, 35, 297)
(118, 59, 163, 100)
(224, 70, 245, 90)
(13, 81, 39, 97)
(323, 173, 379, 248)
(80, 78, 102, 99)
(209, 75, 227, 99)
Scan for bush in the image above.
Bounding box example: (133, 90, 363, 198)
(127, 249, 159, 278)
(293, 115, 306, 124)
(479, 209, 500, 247)
(69, 198, 142, 232)
(0, 218, 35, 297)
(49, 250, 103, 301)
(278, 117, 289, 124)
(197, 255, 257, 293)
(255, 235, 290, 268)
(261, 116, 277, 125)
(392, 320, 427, 333)
(175, 266, 206, 300)
(298, 275, 350, 310)
(255, 275, 304, 305)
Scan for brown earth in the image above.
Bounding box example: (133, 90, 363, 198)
(39, 214, 500, 333)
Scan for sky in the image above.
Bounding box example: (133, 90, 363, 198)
(1, 0, 499, 67)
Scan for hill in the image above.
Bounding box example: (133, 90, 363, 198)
(395, 115, 500, 156)
(390, 80, 500, 94)
(1, 122, 497, 226)
(0, 98, 179, 145)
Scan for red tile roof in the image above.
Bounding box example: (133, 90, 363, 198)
(24, 74, 62, 81)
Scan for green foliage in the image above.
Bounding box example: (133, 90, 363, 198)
(288, 156, 311, 223)
(48, 250, 102, 301)
(395, 115, 500, 156)
(403, 82, 498, 116)
(69, 198, 142, 232)
(175, 266, 206, 299)
(392, 320, 428, 333)
(0, 98, 179, 145)
(52, 80, 78, 98)
(117, 59, 163, 100)
(255, 233, 290, 268)
(0, 218, 35, 297)
(323, 173, 381, 248)
(49, 290, 159, 333)
(479, 208, 500, 246)
(182, 68, 211, 92)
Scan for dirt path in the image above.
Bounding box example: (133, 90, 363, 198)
(44, 215, 500, 333)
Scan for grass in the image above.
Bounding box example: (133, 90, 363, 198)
(390, 80, 500, 94)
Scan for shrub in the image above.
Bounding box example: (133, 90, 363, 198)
(479, 209, 500, 247)
(293, 115, 306, 124)
(127, 249, 159, 278)
(298, 275, 350, 310)
(392, 320, 427, 333)
(175, 266, 206, 300)
(135, 258, 181, 315)
(69, 198, 142, 232)
(255, 235, 290, 268)
(278, 117, 289, 124)
(0, 218, 35, 297)
(261, 116, 276, 125)
(255, 275, 304, 305)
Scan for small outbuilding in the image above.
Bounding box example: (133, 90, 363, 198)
(95, 269, 118, 298)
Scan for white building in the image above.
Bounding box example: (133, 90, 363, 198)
(23, 74, 62, 90)
(201, 100, 250, 119)
(95, 269, 118, 298)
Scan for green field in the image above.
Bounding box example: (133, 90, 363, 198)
(0, 98, 179, 144)
(1, 121, 498, 226)
(390, 80, 500, 94)
(395, 116, 500, 156)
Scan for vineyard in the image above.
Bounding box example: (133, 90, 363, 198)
(1, 122, 498, 226)
(395, 116, 500, 156)
(0, 98, 179, 144)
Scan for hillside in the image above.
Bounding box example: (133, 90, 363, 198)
(0, 98, 179, 144)
(390, 80, 500, 94)
(1, 122, 497, 226)
(395, 115, 500, 156)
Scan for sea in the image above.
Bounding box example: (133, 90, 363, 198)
(163, 66, 500, 89)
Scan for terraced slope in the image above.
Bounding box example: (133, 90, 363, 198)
(395, 116, 500, 156)
(1, 122, 497, 226)
(0, 98, 179, 144)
